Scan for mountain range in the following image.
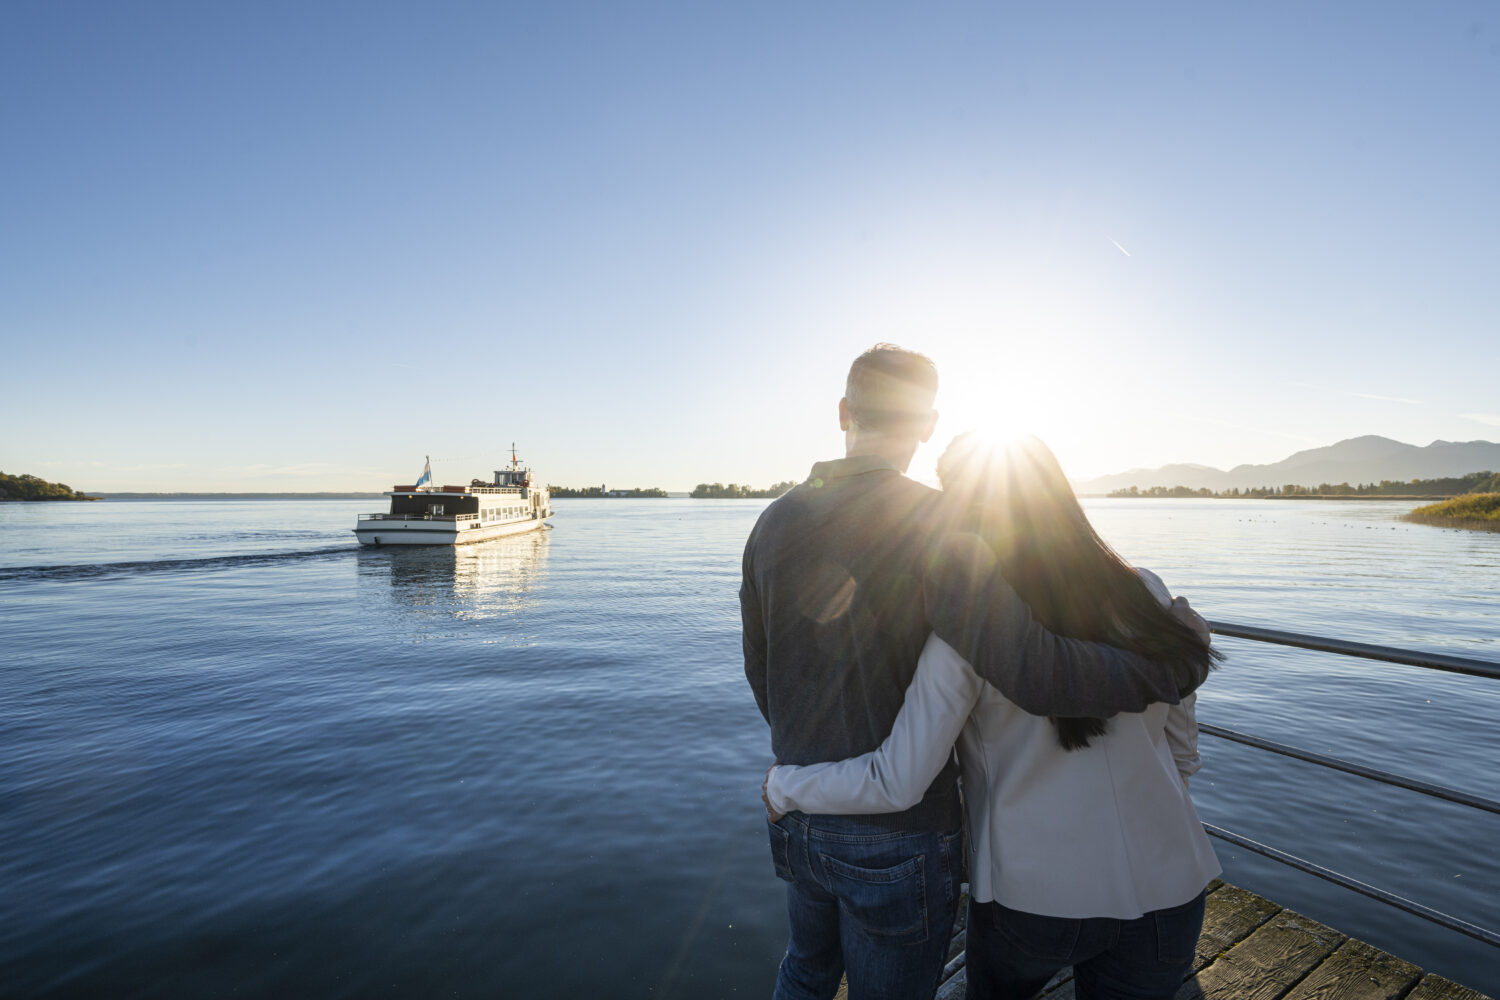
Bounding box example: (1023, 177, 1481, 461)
(1073, 436, 1500, 493)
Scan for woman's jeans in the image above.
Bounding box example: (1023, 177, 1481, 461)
(964, 891, 1206, 1000)
(768, 813, 964, 1000)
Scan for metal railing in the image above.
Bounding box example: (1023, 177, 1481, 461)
(358, 513, 481, 523)
(1203, 620, 1500, 948)
(393, 486, 526, 495)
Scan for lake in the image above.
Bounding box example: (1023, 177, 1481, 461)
(1, 497, 1496, 997)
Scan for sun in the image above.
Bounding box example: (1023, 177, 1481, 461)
(911, 332, 1128, 487)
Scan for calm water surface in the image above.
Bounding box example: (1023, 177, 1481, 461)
(1, 498, 1496, 997)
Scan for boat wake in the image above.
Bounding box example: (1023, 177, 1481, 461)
(0, 545, 358, 584)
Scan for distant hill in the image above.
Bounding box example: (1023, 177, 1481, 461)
(1075, 436, 1500, 493)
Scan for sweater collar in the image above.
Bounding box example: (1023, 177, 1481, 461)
(807, 455, 900, 485)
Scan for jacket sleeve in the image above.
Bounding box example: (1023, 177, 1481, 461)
(1138, 567, 1206, 783)
(741, 532, 770, 724)
(765, 635, 983, 815)
(1164, 693, 1202, 785)
(924, 532, 1187, 718)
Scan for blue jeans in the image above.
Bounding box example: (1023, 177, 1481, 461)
(964, 891, 1206, 1000)
(768, 813, 963, 1000)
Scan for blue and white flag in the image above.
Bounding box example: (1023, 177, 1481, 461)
(415, 456, 432, 488)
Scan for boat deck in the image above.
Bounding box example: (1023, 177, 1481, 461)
(844, 880, 1491, 1000)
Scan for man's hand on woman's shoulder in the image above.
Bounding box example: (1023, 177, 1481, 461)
(1169, 595, 1213, 648)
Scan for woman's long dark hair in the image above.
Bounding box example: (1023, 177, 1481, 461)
(937, 432, 1220, 750)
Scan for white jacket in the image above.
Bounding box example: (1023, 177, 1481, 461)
(766, 568, 1221, 919)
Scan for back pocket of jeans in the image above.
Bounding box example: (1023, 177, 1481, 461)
(820, 853, 928, 944)
(990, 905, 1082, 962)
(768, 819, 793, 882)
(1152, 891, 1206, 965)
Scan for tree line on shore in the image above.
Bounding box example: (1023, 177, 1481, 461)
(547, 486, 668, 498)
(1108, 470, 1500, 499)
(0, 472, 94, 501)
(690, 481, 797, 499)
(545, 481, 798, 498)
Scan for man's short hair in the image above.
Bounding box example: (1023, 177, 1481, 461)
(844, 344, 938, 434)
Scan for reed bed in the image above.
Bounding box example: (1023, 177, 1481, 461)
(1403, 492, 1500, 532)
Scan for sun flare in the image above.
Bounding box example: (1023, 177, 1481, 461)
(907, 329, 1139, 489)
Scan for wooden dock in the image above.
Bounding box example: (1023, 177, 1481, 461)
(849, 880, 1492, 1000)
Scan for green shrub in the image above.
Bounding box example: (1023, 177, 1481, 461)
(1404, 493, 1500, 531)
(0, 472, 83, 501)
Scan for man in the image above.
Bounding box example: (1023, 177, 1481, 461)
(742, 345, 1206, 1000)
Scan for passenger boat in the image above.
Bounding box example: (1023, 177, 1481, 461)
(354, 447, 553, 546)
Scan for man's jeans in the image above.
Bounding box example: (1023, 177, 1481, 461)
(964, 890, 1207, 1000)
(767, 813, 963, 1000)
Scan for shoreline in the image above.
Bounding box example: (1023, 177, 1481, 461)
(23, 492, 1480, 505)
(90, 492, 387, 500)
(1076, 494, 1447, 501)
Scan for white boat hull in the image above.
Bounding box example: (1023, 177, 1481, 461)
(354, 515, 550, 546)
(355, 454, 553, 546)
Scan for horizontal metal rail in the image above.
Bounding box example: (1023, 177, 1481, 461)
(1204, 824, 1500, 949)
(392, 486, 525, 495)
(1200, 622, 1500, 950)
(1206, 620, 1500, 680)
(357, 513, 480, 522)
(1198, 724, 1500, 816)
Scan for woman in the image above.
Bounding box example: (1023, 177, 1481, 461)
(763, 433, 1222, 1000)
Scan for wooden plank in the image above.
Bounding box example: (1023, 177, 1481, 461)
(941, 897, 970, 974)
(940, 942, 966, 982)
(939, 890, 970, 964)
(1177, 910, 1346, 1000)
(1193, 884, 1283, 971)
(1405, 975, 1494, 1000)
(846, 885, 1494, 1000)
(935, 968, 967, 1000)
(900, 900, 973, 1000)
(952, 895, 969, 935)
(1043, 976, 1076, 1000)
(945, 930, 966, 965)
(1280, 938, 1422, 1000)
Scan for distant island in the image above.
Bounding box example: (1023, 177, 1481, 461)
(1403, 493, 1500, 533)
(1108, 470, 1500, 500)
(0, 471, 96, 501)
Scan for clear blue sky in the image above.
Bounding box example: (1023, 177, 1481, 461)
(4, 1, 1497, 492)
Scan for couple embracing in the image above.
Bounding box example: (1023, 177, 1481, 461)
(742, 345, 1221, 1000)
